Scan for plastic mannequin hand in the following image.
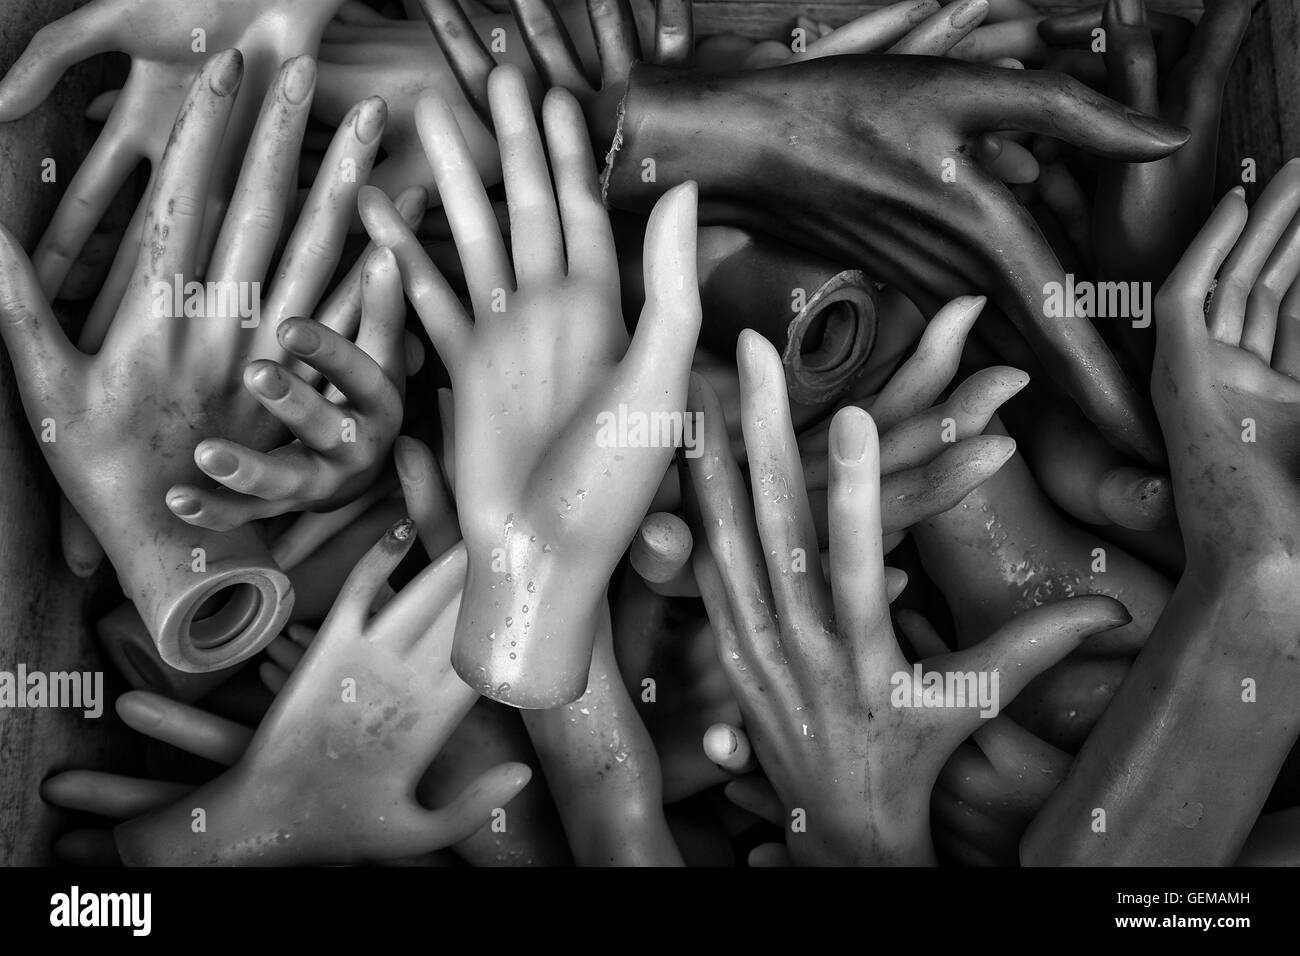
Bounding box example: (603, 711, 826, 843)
(1089, 0, 1252, 294)
(604, 56, 1192, 464)
(521, 598, 683, 865)
(731, 0, 990, 71)
(612, 572, 741, 801)
(684, 331, 1131, 865)
(1004, 385, 1173, 530)
(910, 414, 1171, 749)
(260, 437, 574, 866)
(113, 520, 532, 866)
(0, 53, 402, 670)
(314, 0, 604, 199)
(897, 615, 1069, 866)
(417, 0, 665, 151)
(799, 298, 1025, 545)
(1023, 174, 1300, 866)
(0, 0, 346, 304)
(359, 67, 701, 708)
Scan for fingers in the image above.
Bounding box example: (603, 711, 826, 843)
(703, 722, 756, 773)
(544, 88, 618, 279)
(724, 774, 784, 826)
(652, 0, 695, 65)
(0, 222, 81, 404)
(868, 295, 986, 431)
(351, 246, 408, 385)
(749, 842, 794, 866)
(738, 331, 833, 634)
(276, 317, 400, 425)
(1272, 280, 1300, 380)
(878, 367, 1028, 474)
(947, 594, 1131, 707)
(1158, 187, 1248, 350)
(684, 373, 783, 664)
(395, 435, 461, 559)
(827, 408, 891, 648)
(324, 518, 418, 636)
(887, 0, 989, 56)
(33, 119, 143, 298)
(415, 0, 497, 124)
(507, 0, 591, 91)
(60, 494, 104, 577)
(0, 1, 124, 121)
(208, 56, 317, 287)
(630, 512, 693, 584)
(415, 90, 514, 313)
(263, 96, 387, 327)
(1180, 0, 1252, 114)
(1208, 164, 1300, 347)
(958, 62, 1187, 159)
(115, 691, 251, 765)
(877, 435, 1017, 533)
(587, 0, 640, 87)
(618, 182, 701, 394)
(947, 19, 1047, 63)
(358, 185, 471, 366)
(491, 67, 565, 283)
(803, 1, 940, 58)
(974, 134, 1039, 184)
(1240, 209, 1300, 361)
(263, 634, 307, 674)
(1098, 0, 1159, 116)
(134, 50, 243, 295)
(41, 771, 190, 820)
(417, 761, 534, 850)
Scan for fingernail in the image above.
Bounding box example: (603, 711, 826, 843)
(209, 50, 243, 97)
(283, 56, 316, 105)
(394, 437, 425, 485)
(951, 0, 988, 30)
(356, 97, 387, 144)
(677, 180, 698, 235)
(390, 517, 415, 542)
(832, 408, 871, 463)
(394, 185, 429, 222)
(169, 494, 201, 517)
(199, 447, 239, 478)
(120, 692, 163, 723)
(1126, 111, 1189, 146)
(280, 321, 320, 354)
(251, 364, 291, 400)
(1229, 185, 1246, 200)
(1114, 0, 1146, 27)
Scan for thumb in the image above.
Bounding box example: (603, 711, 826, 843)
(0, 3, 122, 121)
(943, 594, 1132, 711)
(0, 222, 80, 407)
(617, 181, 701, 405)
(951, 60, 1187, 160)
(416, 761, 533, 850)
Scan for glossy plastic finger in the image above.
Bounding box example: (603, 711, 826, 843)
(116, 691, 251, 765)
(887, 0, 989, 56)
(207, 56, 317, 287)
(491, 67, 565, 282)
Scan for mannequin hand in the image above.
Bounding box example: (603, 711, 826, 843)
(684, 331, 1130, 865)
(359, 66, 700, 707)
(113, 520, 532, 866)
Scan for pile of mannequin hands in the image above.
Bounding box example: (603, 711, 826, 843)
(3, 0, 1300, 867)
